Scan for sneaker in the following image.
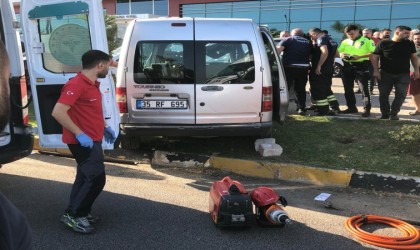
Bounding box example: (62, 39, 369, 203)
(61, 213, 94, 234)
(379, 114, 389, 119)
(297, 108, 306, 116)
(390, 115, 399, 120)
(86, 213, 100, 224)
(341, 108, 358, 114)
(361, 110, 370, 117)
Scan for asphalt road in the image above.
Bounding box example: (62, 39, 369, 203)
(0, 152, 419, 250)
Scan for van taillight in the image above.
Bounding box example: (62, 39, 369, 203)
(262, 86, 272, 112)
(20, 75, 29, 125)
(116, 87, 128, 113)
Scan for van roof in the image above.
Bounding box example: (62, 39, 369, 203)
(135, 17, 254, 23)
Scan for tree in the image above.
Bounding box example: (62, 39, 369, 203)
(331, 20, 365, 40)
(105, 14, 118, 54)
(270, 28, 280, 38)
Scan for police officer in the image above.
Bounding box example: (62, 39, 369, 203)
(338, 25, 376, 117)
(277, 28, 312, 115)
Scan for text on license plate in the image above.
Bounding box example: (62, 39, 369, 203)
(136, 100, 188, 109)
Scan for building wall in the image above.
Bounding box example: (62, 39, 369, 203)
(172, 0, 420, 42)
(168, 0, 242, 17)
(103, 0, 117, 15)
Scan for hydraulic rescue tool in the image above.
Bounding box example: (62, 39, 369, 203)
(209, 176, 291, 228)
(250, 186, 291, 227)
(209, 176, 253, 228)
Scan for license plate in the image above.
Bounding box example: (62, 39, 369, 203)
(136, 100, 188, 109)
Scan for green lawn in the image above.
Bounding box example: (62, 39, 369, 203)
(138, 116, 420, 177)
(29, 100, 420, 177)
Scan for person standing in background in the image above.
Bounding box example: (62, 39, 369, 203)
(277, 28, 312, 115)
(338, 25, 375, 117)
(372, 26, 419, 120)
(308, 27, 340, 116)
(407, 32, 420, 116)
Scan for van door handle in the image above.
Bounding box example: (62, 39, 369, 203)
(201, 86, 223, 91)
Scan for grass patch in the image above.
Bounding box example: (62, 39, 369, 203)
(139, 116, 420, 177)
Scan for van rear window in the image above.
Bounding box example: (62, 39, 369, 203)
(197, 42, 254, 84)
(133, 41, 254, 85)
(133, 41, 194, 84)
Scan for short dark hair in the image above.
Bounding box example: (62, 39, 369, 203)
(321, 30, 328, 35)
(81, 50, 111, 69)
(308, 27, 322, 34)
(395, 25, 411, 32)
(344, 25, 359, 33)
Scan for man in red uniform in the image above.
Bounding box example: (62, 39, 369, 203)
(52, 50, 116, 234)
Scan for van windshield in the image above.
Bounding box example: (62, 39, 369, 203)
(133, 41, 254, 84)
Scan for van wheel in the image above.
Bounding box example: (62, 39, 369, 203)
(119, 134, 141, 150)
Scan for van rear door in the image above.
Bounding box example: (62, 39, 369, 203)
(194, 19, 261, 124)
(21, 0, 119, 149)
(123, 18, 195, 125)
(260, 27, 289, 122)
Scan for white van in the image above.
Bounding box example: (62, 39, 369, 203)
(20, 0, 119, 149)
(116, 18, 289, 149)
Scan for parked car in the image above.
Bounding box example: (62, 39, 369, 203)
(333, 57, 343, 77)
(115, 18, 289, 149)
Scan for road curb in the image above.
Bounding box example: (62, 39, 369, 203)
(209, 156, 352, 187)
(33, 137, 420, 196)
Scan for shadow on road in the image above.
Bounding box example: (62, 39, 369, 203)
(0, 154, 369, 250)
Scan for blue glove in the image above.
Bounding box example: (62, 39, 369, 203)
(76, 132, 93, 148)
(104, 126, 117, 144)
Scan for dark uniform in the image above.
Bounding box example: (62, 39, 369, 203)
(279, 35, 312, 113)
(338, 36, 375, 114)
(309, 35, 340, 115)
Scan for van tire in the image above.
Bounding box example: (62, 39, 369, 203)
(119, 134, 141, 150)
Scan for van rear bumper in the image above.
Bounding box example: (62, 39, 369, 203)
(120, 122, 272, 137)
(0, 133, 34, 165)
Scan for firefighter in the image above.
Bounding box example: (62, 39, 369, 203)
(338, 25, 376, 117)
(308, 28, 340, 116)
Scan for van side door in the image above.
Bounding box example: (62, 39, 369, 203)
(21, 0, 119, 149)
(260, 27, 289, 122)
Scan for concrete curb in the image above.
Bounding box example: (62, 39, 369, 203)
(33, 137, 420, 196)
(152, 152, 420, 196)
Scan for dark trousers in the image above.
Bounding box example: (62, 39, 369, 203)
(368, 62, 375, 93)
(378, 70, 410, 116)
(309, 69, 339, 114)
(66, 142, 105, 217)
(341, 62, 371, 110)
(284, 66, 308, 110)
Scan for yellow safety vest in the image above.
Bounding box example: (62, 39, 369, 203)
(338, 36, 375, 62)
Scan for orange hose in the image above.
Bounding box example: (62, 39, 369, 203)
(345, 214, 420, 249)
